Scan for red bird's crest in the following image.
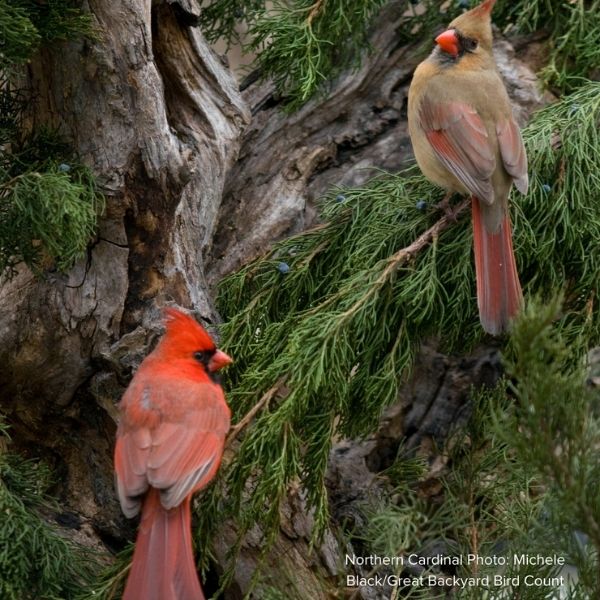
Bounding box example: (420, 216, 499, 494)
(163, 307, 216, 353)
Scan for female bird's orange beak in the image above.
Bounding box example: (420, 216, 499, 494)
(208, 349, 233, 372)
(435, 29, 459, 57)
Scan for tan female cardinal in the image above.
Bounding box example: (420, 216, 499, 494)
(408, 0, 528, 335)
(114, 307, 232, 600)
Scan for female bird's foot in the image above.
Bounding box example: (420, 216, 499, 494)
(435, 193, 458, 222)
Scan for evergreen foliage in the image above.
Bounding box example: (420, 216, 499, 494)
(364, 296, 600, 598)
(0, 2, 40, 65)
(0, 419, 99, 599)
(0, 0, 94, 64)
(500, 296, 600, 595)
(203, 82, 600, 580)
(74, 546, 132, 600)
(361, 386, 551, 600)
(512, 81, 600, 342)
(199, 0, 600, 107)
(198, 0, 264, 45)
(492, 0, 600, 93)
(200, 0, 388, 109)
(356, 297, 600, 598)
(247, 0, 388, 110)
(0, 2, 101, 277)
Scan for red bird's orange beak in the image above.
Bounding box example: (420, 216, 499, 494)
(208, 349, 233, 372)
(435, 29, 459, 57)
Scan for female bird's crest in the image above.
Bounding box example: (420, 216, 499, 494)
(471, 0, 496, 16)
(452, 0, 496, 28)
(440, 0, 496, 57)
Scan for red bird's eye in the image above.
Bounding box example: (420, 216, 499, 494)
(194, 350, 213, 363)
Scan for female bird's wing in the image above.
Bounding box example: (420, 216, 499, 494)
(419, 94, 528, 201)
(419, 96, 496, 204)
(496, 117, 528, 194)
(114, 377, 231, 517)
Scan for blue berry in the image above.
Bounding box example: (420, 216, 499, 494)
(542, 184, 552, 193)
(58, 163, 71, 172)
(277, 262, 290, 274)
(335, 194, 346, 203)
(416, 200, 427, 211)
(458, 0, 469, 8)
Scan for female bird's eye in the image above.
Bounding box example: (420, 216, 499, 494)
(464, 38, 478, 52)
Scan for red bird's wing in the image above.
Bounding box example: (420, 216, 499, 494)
(115, 377, 230, 517)
(496, 117, 528, 194)
(419, 98, 496, 203)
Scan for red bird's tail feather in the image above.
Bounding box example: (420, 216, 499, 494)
(471, 197, 523, 335)
(123, 490, 204, 600)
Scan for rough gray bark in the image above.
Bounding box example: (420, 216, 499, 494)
(0, 1, 548, 597)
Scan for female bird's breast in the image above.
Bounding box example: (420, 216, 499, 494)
(408, 60, 515, 199)
(408, 61, 470, 194)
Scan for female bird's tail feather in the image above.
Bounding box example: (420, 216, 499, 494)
(122, 490, 204, 600)
(472, 196, 523, 335)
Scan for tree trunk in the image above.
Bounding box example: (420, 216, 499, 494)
(0, 0, 548, 597)
(1, 0, 248, 541)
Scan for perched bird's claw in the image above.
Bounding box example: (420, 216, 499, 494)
(435, 193, 458, 222)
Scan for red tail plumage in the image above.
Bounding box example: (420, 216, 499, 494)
(471, 197, 523, 335)
(123, 491, 204, 600)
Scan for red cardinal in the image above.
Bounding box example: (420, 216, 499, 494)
(408, 0, 528, 335)
(114, 307, 232, 600)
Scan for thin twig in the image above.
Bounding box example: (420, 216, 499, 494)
(469, 487, 479, 576)
(387, 198, 470, 267)
(302, 197, 470, 320)
(0, 173, 25, 191)
(225, 378, 286, 448)
(106, 561, 131, 600)
(336, 197, 471, 324)
(307, 0, 327, 26)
